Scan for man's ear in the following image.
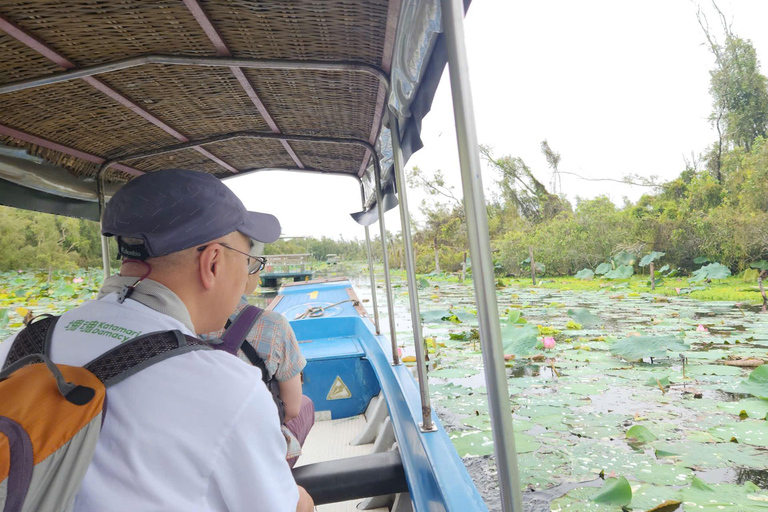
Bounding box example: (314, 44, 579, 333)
(198, 245, 220, 290)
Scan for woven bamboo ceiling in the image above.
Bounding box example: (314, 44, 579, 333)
(0, 0, 399, 183)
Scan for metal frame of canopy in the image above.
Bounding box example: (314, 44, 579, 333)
(0, 0, 523, 509)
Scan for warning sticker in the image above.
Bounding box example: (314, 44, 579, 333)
(326, 376, 352, 400)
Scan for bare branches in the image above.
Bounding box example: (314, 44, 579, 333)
(407, 166, 463, 207)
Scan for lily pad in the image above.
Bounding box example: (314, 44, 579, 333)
(679, 477, 768, 511)
(610, 335, 689, 361)
(639, 251, 665, 267)
(592, 476, 632, 506)
(604, 265, 634, 279)
(595, 262, 613, 275)
(709, 420, 768, 446)
(626, 425, 658, 443)
(567, 307, 602, 328)
(500, 323, 539, 356)
(739, 365, 768, 399)
(690, 262, 732, 282)
(430, 367, 479, 379)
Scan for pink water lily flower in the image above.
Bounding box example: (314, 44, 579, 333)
(696, 324, 708, 332)
(542, 336, 556, 351)
(675, 288, 681, 294)
(73, 277, 84, 283)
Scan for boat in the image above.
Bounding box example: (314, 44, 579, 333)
(0, 1, 524, 510)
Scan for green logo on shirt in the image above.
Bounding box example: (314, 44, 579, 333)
(64, 319, 142, 342)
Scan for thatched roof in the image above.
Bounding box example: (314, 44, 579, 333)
(0, 0, 398, 184)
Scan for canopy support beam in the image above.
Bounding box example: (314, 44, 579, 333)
(390, 115, 434, 431)
(369, 160, 399, 365)
(0, 54, 389, 95)
(359, 179, 381, 335)
(96, 166, 111, 282)
(102, 131, 377, 169)
(440, 0, 524, 510)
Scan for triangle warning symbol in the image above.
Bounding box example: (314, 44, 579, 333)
(326, 375, 352, 400)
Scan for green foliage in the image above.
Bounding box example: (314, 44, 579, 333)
(567, 308, 602, 328)
(610, 335, 688, 361)
(501, 323, 539, 356)
(690, 262, 732, 282)
(0, 206, 108, 271)
(594, 262, 612, 275)
(739, 365, 768, 399)
(591, 477, 632, 507)
(626, 425, 658, 444)
(639, 251, 665, 267)
(603, 265, 634, 279)
(574, 268, 594, 279)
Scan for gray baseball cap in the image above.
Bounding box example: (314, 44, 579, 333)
(102, 169, 280, 259)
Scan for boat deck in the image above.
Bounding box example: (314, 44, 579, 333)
(296, 415, 388, 512)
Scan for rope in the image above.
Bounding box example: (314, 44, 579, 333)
(294, 299, 359, 320)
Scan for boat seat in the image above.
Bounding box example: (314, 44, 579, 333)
(292, 450, 408, 505)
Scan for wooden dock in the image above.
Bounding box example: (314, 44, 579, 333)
(260, 253, 314, 287)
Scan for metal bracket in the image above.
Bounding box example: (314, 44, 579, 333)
(419, 422, 438, 433)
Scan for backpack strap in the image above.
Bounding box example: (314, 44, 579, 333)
(84, 330, 211, 388)
(212, 305, 264, 355)
(3, 315, 58, 370)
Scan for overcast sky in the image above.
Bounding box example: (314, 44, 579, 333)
(228, 0, 768, 241)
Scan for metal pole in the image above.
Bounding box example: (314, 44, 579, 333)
(96, 166, 111, 282)
(390, 116, 434, 432)
(0, 54, 389, 95)
(372, 156, 400, 365)
(440, 0, 524, 510)
(359, 180, 381, 335)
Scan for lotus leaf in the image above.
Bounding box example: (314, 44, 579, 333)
(610, 335, 688, 361)
(603, 265, 634, 279)
(709, 420, 768, 446)
(717, 398, 768, 418)
(634, 463, 693, 486)
(500, 323, 539, 356)
(739, 365, 768, 399)
(750, 260, 768, 271)
(594, 262, 613, 275)
(417, 278, 430, 288)
(639, 251, 665, 267)
(626, 484, 681, 511)
(687, 364, 743, 377)
(430, 367, 479, 379)
(679, 477, 768, 511)
(690, 262, 732, 282)
(567, 307, 602, 327)
(657, 264, 670, 273)
(626, 425, 658, 443)
(693, 256, 710, 264)
(0, 309, 8, 329)
(612, 251, 636, 267)
(574, 269, 594, 279)
(506, 310, 526, 324)
(592, 476, 632, 506)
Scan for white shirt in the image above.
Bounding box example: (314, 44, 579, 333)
(0, 292, 299, 512)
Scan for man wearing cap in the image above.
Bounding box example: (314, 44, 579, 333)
(0, 169, 313, 512)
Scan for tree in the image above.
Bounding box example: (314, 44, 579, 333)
(480, 145, 570, 223)
(698, 3, 768, 168)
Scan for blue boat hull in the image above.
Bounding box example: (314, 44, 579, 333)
(273, 279, 488, 511)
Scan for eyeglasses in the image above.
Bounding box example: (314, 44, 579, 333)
(197, 243, 267, 275)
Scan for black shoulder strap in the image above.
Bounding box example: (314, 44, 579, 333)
(84, 330, 211, 388)
(3, 315, 58, 370)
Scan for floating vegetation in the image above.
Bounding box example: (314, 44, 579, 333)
(361, 269, 768, 509)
